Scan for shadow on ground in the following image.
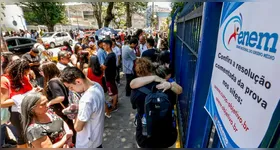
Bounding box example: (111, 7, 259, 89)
(103, 75, 137, 148)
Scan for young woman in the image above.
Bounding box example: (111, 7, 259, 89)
(71, 45, 83, 67)
(40, 62, 76, 144)
(130, 58, 178, 148)
(21, 92, 74, 148)
(83, 55, 103, 86)
(61, 41, 73, 55)
(1, 59, 33, 148)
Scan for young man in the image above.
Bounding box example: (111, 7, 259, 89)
(22, 48, 43, 87)
(97, 40, 107, 67)
(112, 39, 121, 85)
(122, 38, 138, 96)
(141, 38, 158, 62)
(102, 39, 118, 111)
(60, 67, 105, 148)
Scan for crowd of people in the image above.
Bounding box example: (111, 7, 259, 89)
(1, 28, 182, 148)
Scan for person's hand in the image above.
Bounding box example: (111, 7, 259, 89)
(156, 81, 172, 92)
(153, 75, 165, 83)
(46, 96, 64, 107)
(34, 87, 43, 92)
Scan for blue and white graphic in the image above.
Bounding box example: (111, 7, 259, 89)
(205, 2, 280, 148)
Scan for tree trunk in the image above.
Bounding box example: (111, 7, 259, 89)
(125, 2, 132, 28)
(47, 25, 54, 32)
(104, 2, 114, 27)
(91, 2, 103, 29)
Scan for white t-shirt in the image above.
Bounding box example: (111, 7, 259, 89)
(139, 43, 148, 56)
(76, 83, 105, 148)
(112, 46, 121, 66)
(56, 62, 73, 72)
(79, 30, 84, 38)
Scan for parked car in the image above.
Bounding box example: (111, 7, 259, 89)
(4, 37, 36, 56)
(41, 32, 73, 49)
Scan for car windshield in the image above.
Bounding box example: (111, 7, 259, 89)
(85, 32, 92, 34)
(42, 33, 54, 37)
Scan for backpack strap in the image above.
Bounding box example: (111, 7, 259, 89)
(138, 87, 152, 95)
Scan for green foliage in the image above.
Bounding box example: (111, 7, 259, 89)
(20, 2, 66, 31)
(170, 2, 185, 18)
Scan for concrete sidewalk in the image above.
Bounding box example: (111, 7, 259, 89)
(103, 75, 137, 148)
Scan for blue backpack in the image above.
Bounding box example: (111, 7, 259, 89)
(138, 86, 173, 137)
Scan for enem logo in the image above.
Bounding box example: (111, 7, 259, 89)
(222, 13, 278, 54)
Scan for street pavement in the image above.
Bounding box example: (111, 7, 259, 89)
(103, 76, 138, 148)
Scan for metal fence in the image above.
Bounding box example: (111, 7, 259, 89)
(173, 2, 204, 147)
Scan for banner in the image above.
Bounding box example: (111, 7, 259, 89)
(205, 2, 280, 148)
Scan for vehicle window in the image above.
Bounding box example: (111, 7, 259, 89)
(62, 33, 67, 36)
(55, 33, 62, 37)
(6, 39, 17, 47)
(42, 33, 54, 37)
(18, 39, 32, 45)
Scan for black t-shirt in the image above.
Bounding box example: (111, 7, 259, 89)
(46, 78, 69, 120)
(22, 53, 41, 77)
(104, 52, 117, 81)
(159, 50, 170, 64)
(141, 49, 158, 62)
(130, 82, 177, 148)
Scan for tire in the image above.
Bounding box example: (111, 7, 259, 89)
(69, 40, 73, 45)
(50, 42, 55, 48)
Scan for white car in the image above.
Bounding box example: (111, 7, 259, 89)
(41, 32, 73, 49)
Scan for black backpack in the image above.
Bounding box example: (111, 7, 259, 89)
(138, 86, 173, 137)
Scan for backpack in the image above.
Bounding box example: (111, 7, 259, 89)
(138, 86, 173, 137)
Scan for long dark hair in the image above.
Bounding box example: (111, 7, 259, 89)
(21, 92, 42, 142)
(40, 62, 61, 94)
(63, 41, 72, 54)
(5, 59, 30, 90)
(89, 55, 102, 76)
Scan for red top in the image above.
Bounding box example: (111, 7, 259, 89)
(2, 75, 33, 98)
(120, 33, 125, 42)
(87, 68, 103, 87)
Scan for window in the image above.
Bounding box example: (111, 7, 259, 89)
(18, 39, 32, 45)
(55, 33, 62, 37)
(6, 39, 17, 47)
(62, 33, 68, 36)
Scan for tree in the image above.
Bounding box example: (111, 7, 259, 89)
(104, 2, 114, 27)
(170, 2, 185, 18)
(91, 2, 103, 28)
(125, 2, 148, 28)
(20, 2, 66, 31)
(112, 2, 126, 29)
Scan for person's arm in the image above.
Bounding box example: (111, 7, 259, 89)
(170, 82, 183, 94)
(156, 81, 183, 95)
(46, 80, 66, 107)
(1, 77, 14, 108)
(130, 75, 165, 89)
(31, 134, 69, 148)
(74, 100, 94, 132)
(128, 49, 137, 60)
(63, 120, 74, 146)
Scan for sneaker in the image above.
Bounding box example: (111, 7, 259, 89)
(105, 113, 112, 118)
(111, 107, 118, 112)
